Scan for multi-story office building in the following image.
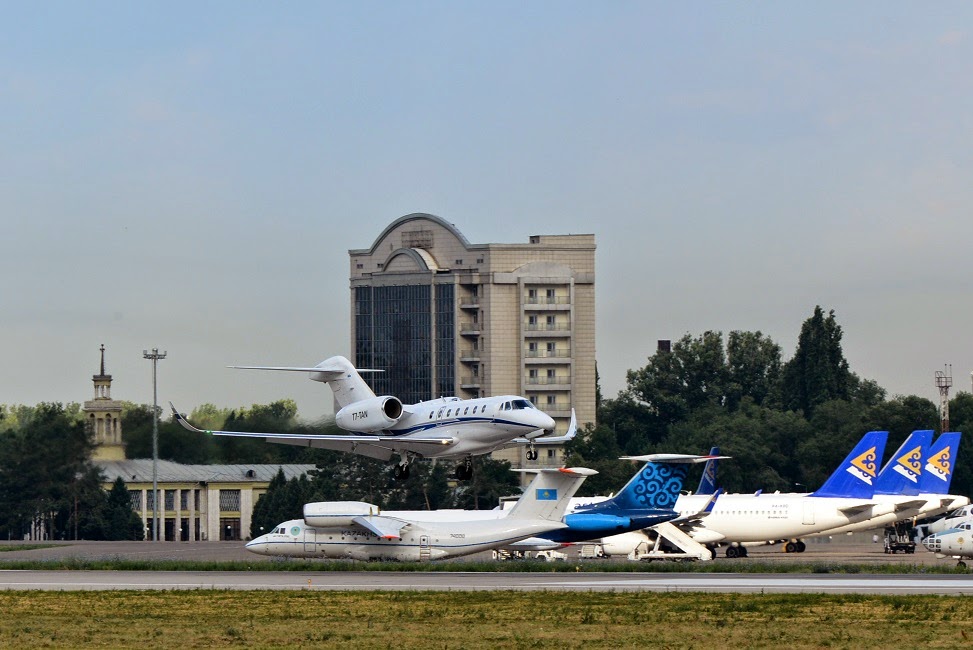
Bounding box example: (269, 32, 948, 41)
(349, 213, 596, 466)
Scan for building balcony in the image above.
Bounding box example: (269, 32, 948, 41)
(460, 377, 481, 389)
(524, 324, 571, 337)
(459, 323, 481, 336)
(525, 349, 572, 362)
(459, 349, 481, 362)
(523, 297, 572, 310)
(524, 376, 572, 389)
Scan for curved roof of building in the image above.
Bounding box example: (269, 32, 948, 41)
(358, 212, 473, 254)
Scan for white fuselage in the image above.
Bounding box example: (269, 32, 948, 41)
(388, 396, 555, 458)
(673, 492, 897, 544)
(246, 517, 566, 561)
(922, 522, 973, 558)
(924, 505, 973, 535)
(808, 493, 971, 537)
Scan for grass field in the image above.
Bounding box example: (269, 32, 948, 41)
(1, 590, 971, 648)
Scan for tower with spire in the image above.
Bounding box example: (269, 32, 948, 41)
(84, 344, 126, 461)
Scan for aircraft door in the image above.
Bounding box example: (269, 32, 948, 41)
(419, 535, 431, 561)
(304, 528, 315, 554)
(802, 501, 815, 525)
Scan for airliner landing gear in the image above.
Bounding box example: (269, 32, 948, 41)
(392, 456, 412, 481)
(525, 444, 538, 461)
(725, 546, 748, 559)
(455, 458, 474, 481)
(783, 540, 806, 553)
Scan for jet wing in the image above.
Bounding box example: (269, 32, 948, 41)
(504, 409, 579, 447)
(170, 404, 454, 459)
(352, 515, 409, 540)
(892, 499, 927, 512)
(838, 502, 877, 516)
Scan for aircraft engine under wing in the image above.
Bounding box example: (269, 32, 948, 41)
(169, 403, 454, 461)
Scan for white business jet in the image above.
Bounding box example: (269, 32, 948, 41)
(172, 355, 574, 480)
(245, 467, 595, 561)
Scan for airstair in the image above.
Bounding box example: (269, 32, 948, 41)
(629, 522, 714, 562)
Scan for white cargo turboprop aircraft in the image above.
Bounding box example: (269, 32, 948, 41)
(245, 467, 595, 561)
(172, 355, 575, 481)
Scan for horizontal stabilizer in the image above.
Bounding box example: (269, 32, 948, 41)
(620, 454, 731, 464)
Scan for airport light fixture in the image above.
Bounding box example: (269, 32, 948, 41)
(143, 348, 167, 542)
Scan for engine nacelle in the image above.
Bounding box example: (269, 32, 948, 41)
(601, 531, 649, 557)
(335, 396, 404, 431)
(563, 513, 631, 533)
(304, 501, 379, 528)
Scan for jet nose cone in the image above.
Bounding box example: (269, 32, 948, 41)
(540, 413, 556, 432)
(245, 536, 269, 555)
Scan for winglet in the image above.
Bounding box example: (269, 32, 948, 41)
(169, 403, 209, 435)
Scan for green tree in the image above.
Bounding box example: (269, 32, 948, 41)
(725, 330, 782, 410)
(0, 403, 98, 539)
(104, 476, 144, 540)
(780, 306, 853, 416)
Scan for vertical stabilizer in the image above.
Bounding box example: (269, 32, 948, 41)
(811, 431, 887, 499)
(874, 430, 933, 496)
(507, 468, 596, 521)
(308, 356, 378, 410)
(919, 432, 962, 495)
(696, 447, 720, 495)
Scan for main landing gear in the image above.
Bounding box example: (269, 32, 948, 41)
(392, 455, 413, 481)
(725, 545, 749, 559)
(455, 457, 474, 481)
(525, 444, 538, 461)
(783, 540, 807, 553)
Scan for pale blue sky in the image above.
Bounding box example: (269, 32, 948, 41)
(3, 2, 972, 420)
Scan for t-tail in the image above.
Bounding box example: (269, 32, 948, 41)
(810, 430, 888, 499)
(600, 454, 728, 512)
(919, 432, 962, 495)
(874, 430, 933, 496)
(507, 468, 597, 521)
(696, 446, 720, 495)
(229, 355, 379, 410)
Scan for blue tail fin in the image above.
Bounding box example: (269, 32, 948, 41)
(696, 447, 720, 495)
(919, 432, 962, 494)
(608, 461, 690, 511)
(874, 430, 933, 496)
(810, 431, 887, 499)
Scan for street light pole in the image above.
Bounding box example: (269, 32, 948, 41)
(143, 348, 167, 542)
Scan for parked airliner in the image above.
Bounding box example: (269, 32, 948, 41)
(172, 355, 575, 480)
(601, 431, 892, 558)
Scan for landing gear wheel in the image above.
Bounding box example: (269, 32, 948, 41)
(726, 546, 740, 559)
(393, 464, 411, 481)
(455, 459, 474, 481)
(740, 546, 749, 558)
(784, 542, 797, 553)
(710, 548, 717, 560)
(795, 541, 806, 553)
(526, 448, 538, 461)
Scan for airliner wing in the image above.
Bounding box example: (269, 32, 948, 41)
(505, 409, 579, 447)
(352, 515, 408, 540)
(170, 404, 454, 459)
(838, 502, 878, 516)
(892, 499, 927, 512)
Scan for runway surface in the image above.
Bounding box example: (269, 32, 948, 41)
(2, 536, 969, 595)
(1, 569, 972, 594)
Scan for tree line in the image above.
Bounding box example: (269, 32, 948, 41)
(1, 305, 970, 540)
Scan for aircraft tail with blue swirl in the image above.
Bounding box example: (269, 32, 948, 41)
(810, 431, 888, 499)
(573, 454, 727, 529)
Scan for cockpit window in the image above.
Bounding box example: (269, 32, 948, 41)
(511, 399, 534, 409)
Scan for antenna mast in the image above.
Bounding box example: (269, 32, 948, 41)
(935, 364, 953, 433)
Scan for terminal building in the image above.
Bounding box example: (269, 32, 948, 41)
(349, 213, 597, 468)
(86, 346, 314, 541)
